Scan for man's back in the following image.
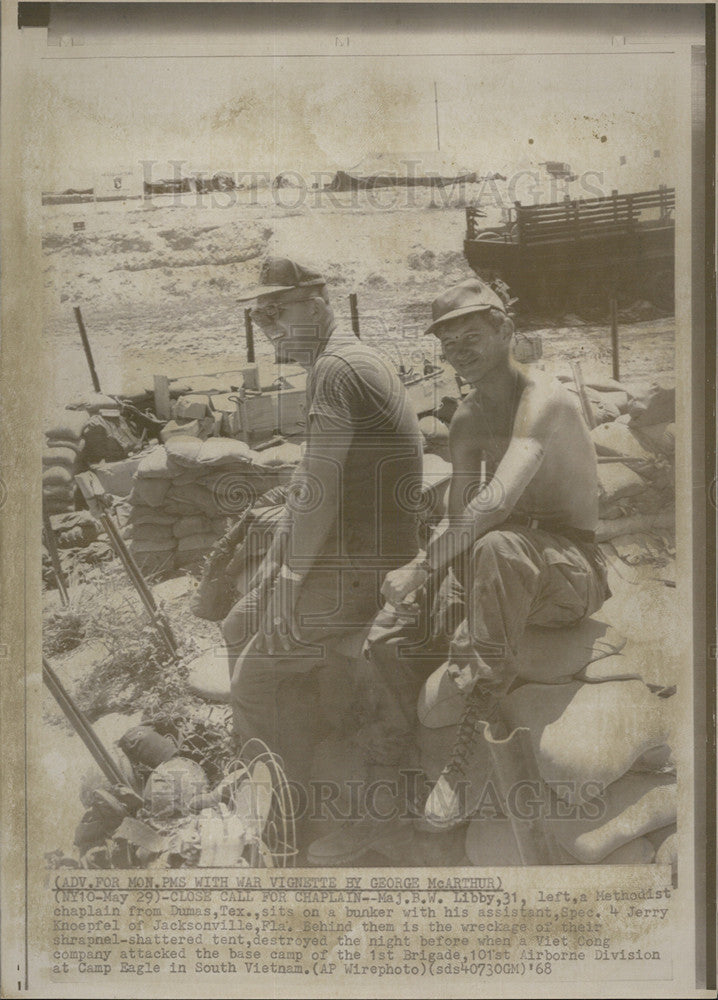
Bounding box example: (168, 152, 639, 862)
(307, 332, 423, 563)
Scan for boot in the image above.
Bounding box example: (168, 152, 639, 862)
(423, 689, 500, 829)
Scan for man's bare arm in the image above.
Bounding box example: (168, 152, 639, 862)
(426, 386, 560, 572)
(381, 385, 561, 605)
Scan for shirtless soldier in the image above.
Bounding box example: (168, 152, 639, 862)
(381, 276, 611, 828)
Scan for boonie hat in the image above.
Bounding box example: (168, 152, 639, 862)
(237, 257, 326, 301)
(425, 277, 506, 336)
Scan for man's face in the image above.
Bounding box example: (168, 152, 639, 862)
(250, 291, 319, 364)
(435, 311, 509, 383)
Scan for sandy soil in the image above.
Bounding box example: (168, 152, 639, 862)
(41, 188, 674, 415)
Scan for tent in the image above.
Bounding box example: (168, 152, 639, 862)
(328, 151, 477, 191)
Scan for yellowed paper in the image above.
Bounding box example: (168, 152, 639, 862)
(1, 3, 713, 998)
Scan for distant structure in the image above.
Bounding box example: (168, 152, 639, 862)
(540, 160, 577, 182)
(328, 151, 477, 191)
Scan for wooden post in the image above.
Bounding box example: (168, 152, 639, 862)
(349, 293, 360, 339)
(153, 374, 171, 420)
(73, 305, 101, 393)
(244, 308, 255, 362)
(610, 298, 620, 381)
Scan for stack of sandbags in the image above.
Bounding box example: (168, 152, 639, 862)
(125, 436, 301, 575)
(591, 383, 676, 565)
(418, 652, 676, 869)
(43, 410, 90, 514)
(44, 405, 143, 514)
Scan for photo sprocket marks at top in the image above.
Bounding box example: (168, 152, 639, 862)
(39, 31, 678, 875)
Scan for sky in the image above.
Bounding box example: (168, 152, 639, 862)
(30, 10, 689, 192)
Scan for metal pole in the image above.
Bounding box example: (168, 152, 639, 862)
(349, 293, 360, 339)
(434, 81, 441, 152)
(244, 308, 255, 363)
(43, 512, 69, 606)
(43, 656, 142, 803)
(610, 298, 620, 382)
(73, 306, 102, 393)
(101, 512, 179, 657)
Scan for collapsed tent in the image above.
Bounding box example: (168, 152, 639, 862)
(328, 151, 477, 191)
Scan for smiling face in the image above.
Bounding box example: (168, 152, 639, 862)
(435, 310, 512, 384)
(250, 291, 323, 365)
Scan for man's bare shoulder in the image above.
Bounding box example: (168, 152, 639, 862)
(517, 370, 579, 419)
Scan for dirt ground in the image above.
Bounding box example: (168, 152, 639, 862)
(41, 188, 674, 415)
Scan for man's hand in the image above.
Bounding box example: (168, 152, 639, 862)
(381, 558, 430, 606)
(254, 566, 302, 654)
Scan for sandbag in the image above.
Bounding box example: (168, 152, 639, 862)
(558, 373, 630, 396)
(124, 522, 175, 542)
(418, 620, 627, 730)
(128, 537, 177, 554)
(164, 435, 203, 465)
(195, 437, 253, 466)
(565, 385, 620, 425)
(628, 383, 675, 427)
(550, 772, 676, 863)
(195, 471, 266, 515)
(43, 466, 74, 489)
(173, 514, 225, 538)
(464, 817, 656, 866)
(136, 445, 176, 479)
(177, 532, 220, 553)
(186, 648, 231, 703)
(171, 467, 206, 486)
(127, 506, 177, 527)
(67, 392, 120, 414)
(252, 443, 302, 467)
(90, 456, 143, 497)
(167, 482, 218, 517)
(45, 410, 91, 442)
(502, 679, 671, 804)
(42, 447, 78, 471)
(130, 477, 172, 508)
(598, 463, 649, 504)
(591, 422, 655, 463)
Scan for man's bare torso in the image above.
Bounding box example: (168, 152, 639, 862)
(448, 370, 599, 531)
